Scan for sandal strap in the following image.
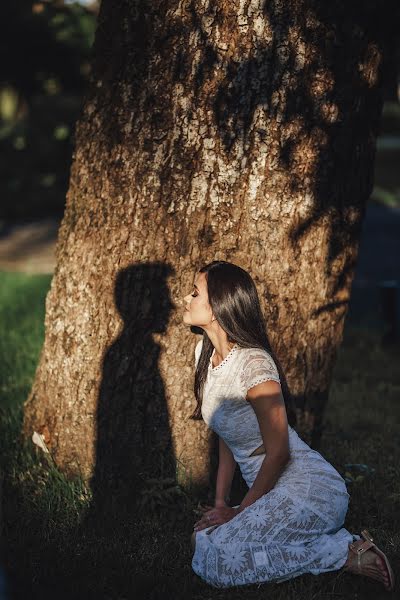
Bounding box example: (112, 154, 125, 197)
(349, 539, 374, 555)
(349, 539, 375, 573)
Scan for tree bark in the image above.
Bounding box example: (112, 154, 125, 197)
(23, 0, 386, 497)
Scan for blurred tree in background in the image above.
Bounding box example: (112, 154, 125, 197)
(0, 0, 98, 220)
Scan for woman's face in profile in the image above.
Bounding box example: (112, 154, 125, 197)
(183, 271, 214, 328)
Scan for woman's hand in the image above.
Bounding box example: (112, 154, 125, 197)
(193, 503, 240, 532)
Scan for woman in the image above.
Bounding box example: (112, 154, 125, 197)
(183, 260, 394, 591)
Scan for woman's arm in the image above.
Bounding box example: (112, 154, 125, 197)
(215, 435, 237, 507)
(237, 380, 290, 513)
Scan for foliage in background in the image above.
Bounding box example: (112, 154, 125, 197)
(0, 1, 97, 220)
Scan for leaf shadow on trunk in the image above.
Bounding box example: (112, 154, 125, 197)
(90, 0, 391, 315)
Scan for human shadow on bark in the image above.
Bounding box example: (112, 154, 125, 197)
(86, 262, 175, 528)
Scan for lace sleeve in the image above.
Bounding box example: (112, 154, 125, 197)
(194, 337, 203, 368)
(240, 348, 281, 395)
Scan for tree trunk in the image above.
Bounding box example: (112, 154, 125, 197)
(23, 0, 386, 498)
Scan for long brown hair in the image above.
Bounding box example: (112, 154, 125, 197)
(189, 260, 296, 426)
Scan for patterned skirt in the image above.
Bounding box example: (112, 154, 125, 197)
(192, 453, 358, 588)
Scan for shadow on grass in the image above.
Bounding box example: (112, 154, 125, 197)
(1, 272, 400, 599)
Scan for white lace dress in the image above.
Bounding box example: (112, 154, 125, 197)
(191, 338, 358, 588)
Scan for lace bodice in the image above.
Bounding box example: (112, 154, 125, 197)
(194, 338, 281, 459)
(194, 336, 323, 487)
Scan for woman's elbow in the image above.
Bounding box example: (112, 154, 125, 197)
(276, 447, 290, 468)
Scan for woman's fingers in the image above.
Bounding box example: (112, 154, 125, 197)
(194, 512, 223, 531)
(193, 505, 213, 523)
(194, 506, 236, 532)
(195, 520, 217, 532)
(194, 506, 232, 531)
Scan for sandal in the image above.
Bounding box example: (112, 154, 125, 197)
(347, 529, 395, 592)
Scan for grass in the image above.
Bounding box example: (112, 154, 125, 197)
(1, 271, 399, 600)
